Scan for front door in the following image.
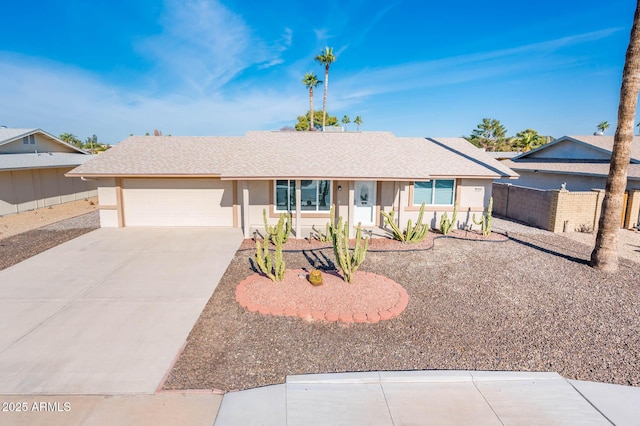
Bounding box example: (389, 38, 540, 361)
(354, 181, 376, 226)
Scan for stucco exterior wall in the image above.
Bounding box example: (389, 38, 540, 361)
(0, 168, 97, 216)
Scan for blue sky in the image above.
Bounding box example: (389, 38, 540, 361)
(0, 0, 637, 144)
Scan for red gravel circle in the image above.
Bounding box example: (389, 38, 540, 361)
(235, 269, 409, 323)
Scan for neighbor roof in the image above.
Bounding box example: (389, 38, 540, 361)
(0, 152, 96, 171)
(0, 127, 87, 154)
(514, 135, 640, 163)
(67, 131, 518, 180)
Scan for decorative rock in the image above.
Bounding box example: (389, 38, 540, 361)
(325, 311, 339, 322)
(283, 307, 297, 317)
(379, 310, 394, 321)
(339, 312, 354, 323)
(366, 312, 381, 323)
(353, 313, 368, 323)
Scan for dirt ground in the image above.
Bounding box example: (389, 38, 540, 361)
(0, 198, 98, 240)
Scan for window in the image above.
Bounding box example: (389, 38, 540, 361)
(275, 180, 331, 212)
(22, 135, 35, 145)
(413, 179, 455, 205)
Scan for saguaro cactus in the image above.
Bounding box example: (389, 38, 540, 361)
(472, 197, 493, 236)
(330, 216, 369, 283)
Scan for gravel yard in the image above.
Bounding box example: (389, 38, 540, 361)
(2, 205, 639, 393)
(164, 226, 640, 392)
(0, 210, 99, 270)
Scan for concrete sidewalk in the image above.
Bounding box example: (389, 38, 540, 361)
(1, 371, 638, 425)
(215, 371, 640, 425)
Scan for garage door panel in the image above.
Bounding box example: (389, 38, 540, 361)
(122, 179, 233, 227)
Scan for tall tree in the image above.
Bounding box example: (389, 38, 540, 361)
(596, 121, 610, 134)
(354, 115, 363, 131)
(314, 47, 336, 130)
(591, 1, 640, 272)
(295, 110, 338, 131)
(341, 115, 351, 130)
(301, 72, 322, 131)
(466, 118, 508, 151)
(515, 128, 545, 152)
(59, 133, 82, 148)
(85, 134, 98, 154)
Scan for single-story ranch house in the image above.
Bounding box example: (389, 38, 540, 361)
(0, 128, 97, 216)
(67, 131, 518, 237)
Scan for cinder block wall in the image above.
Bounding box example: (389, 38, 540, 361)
(625, 190, 640, 229)
(492, 183, 551, 229)
(547, 190, 604, 233)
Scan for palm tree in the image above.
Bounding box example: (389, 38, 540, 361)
(302, 72, 322, 131)
(515, 128, 544, 152)
(314, 47, 336, 130)
(354, 116, 363, 131)
(591, 2, 640, 272)
(59, 133, 82, 148)
(596, 121, 610, 135)
(341, 115, 351, 130)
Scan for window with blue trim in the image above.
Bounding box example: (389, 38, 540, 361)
(413, 180, 455, 205)
(275, 180, 331, 212)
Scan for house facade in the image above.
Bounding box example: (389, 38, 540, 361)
(0, 128, 97, 216)
(67, 131, 518, 237)
(497, 135, 640, 230)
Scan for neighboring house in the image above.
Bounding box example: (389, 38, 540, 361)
(496, 135, 640, 230)
(500, 135, 640, 191)
(0, 128, 97, 216)
(67, 131, 518, 238)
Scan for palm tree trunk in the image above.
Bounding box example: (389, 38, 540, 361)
(309, 87, 314, 131)
(591, 1, 640, 272)
(322, 65, 329, 129)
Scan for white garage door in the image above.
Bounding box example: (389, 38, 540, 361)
(122, 178, 234, 226)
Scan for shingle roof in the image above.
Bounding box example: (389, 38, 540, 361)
(502, 159, 640, 181)
(0, 128, 38, 143)
(0, 152, 95, 171)
(67, 131, 518, 180)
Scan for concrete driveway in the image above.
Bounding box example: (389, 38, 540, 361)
(0, 227, 243, 394)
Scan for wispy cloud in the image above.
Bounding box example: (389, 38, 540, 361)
(0, 52, 304, 142)
(140, 0, 292, 93)
(333, 28, 623, 104)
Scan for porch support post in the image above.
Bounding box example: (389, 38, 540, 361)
(348, 181, 355, 238)
(242, 180, 250, 238)
(398, 182, 407, 227)
(295, 179, 302, 238)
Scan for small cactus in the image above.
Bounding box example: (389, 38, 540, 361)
(308, 269, 323, 286)
(472, 197, 493, 236)
(439, 202, 458, 235)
